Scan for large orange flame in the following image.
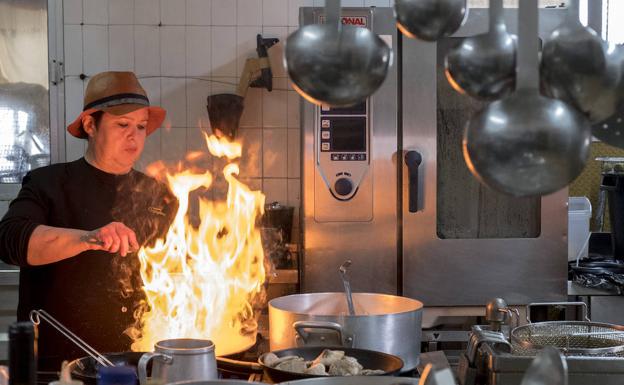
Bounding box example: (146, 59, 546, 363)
(130, 134, 266, 356)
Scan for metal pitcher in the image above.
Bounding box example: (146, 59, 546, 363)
(138, 339, 218, 385)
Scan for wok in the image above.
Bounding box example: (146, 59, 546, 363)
(258, 346, 404, 383)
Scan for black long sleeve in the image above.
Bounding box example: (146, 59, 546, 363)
(0, 158, 176, 370)
(0, 171, 49, 267)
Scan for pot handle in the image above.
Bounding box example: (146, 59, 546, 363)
(293, 320, 352, 346)
(138, 352, 173, 385)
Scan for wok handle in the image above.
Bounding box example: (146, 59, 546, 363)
(526, 302, 590, 323)
(293, 320, 351, 346)
(138, 352, 173, 385)
(216, 356, 263, 373)
(405, 151, 422, 213)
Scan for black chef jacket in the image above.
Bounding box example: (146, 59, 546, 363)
(0, 158, 177, 370)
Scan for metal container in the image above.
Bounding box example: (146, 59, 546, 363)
(268, 293, 423, 372)
(138, 339, 218, 385)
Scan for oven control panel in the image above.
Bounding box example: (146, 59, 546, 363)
(316, 102, 370, 202)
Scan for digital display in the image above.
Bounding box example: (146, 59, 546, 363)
(331, 118, 366, 152)
(321, 102, 367, 116)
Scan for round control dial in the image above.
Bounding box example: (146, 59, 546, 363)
(334, 178, 353, 196)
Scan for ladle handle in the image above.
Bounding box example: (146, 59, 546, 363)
(517, 0, 539, 91)
(405, 151, 422, 213)
(489, 0, 504, 31)
(326, 0, 342, 31)
(339, 260, 356, 316)
(566, 0, 581, 24)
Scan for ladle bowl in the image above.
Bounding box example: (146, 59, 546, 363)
(394, 0, 467, 41)
(445, 0, 516, 100)
(284, 19, 392, 106)
(541, 0, 620, 123)
(464, 89, 590, 196)
(520, 346, 568, 385)
(463, 0, 590, 197)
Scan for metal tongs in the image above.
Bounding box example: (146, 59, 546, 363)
(30, 309, 114, 367)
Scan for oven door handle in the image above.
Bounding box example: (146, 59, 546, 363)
(405, 151, 423, 213)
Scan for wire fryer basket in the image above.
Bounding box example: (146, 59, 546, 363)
(511, 321, 624, 356)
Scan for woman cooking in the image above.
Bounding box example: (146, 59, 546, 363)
(0, 71, 177, 370)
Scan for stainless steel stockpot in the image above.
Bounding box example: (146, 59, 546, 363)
(269, 293, 423, 372)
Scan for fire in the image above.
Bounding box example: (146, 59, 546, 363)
(130, 134, 267, 356)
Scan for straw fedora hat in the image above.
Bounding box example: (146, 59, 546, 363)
(67, 71, 166, 138)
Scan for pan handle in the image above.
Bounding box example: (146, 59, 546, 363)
(293, 320, 353, 347)
(526, 302, 589, 323)
(216, 356, 263, 373)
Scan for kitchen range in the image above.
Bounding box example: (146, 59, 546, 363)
(3, 0, 624, 385)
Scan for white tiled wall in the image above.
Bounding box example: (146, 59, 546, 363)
(62, 0, 327, 240)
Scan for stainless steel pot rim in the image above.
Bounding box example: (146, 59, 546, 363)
(269, 292, 424, 317)
(155, 338, 216, 355)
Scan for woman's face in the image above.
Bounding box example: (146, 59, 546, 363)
(83, 108, 148, 173)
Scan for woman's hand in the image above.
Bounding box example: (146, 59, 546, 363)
(81, 222, 140, 257)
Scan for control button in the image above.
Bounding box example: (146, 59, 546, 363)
(321, 131, 330, 139)
(321, 143, 330, 151)
(331, 154, 340, 161)
(348, 154, 357, 161)
(321, 120, 331, 128)
(340, 154, 349, 161)
(334, 178, 353, 196)
(358, 154, 367, 161)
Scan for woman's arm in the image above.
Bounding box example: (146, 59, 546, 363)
(26, 222, 140, 266)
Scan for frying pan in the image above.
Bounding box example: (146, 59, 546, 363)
(258, 346, 404, 383)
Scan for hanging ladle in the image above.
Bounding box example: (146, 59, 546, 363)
(394, 0, 467, 42)
(445, 0, 516, 100)
(284, 0, 392, 107)
(463, 0, 590, 197)
(589, 44, 624, 149)
(541, 0, 621, 124)
(520, 346, 568, 385)
(338, 260, 356, 316)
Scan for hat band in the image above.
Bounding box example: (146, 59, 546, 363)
(83, 93, 150, 111)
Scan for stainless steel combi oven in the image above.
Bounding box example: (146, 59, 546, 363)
(300, 6, 569, 315)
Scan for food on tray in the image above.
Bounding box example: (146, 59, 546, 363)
(264, 349, 386, 376)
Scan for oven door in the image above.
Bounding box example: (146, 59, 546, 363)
(402, 7, 569, 307)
